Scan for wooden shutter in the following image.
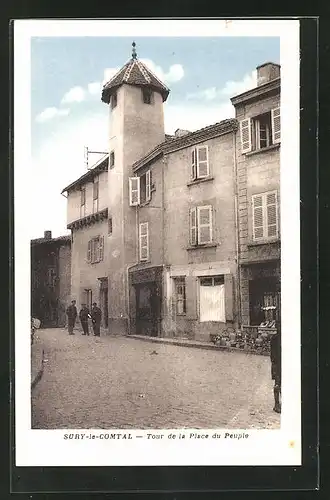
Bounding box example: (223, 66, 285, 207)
(191, 148, 197, 180)
(197, 205, 212, 244)
(190, 207, 197, 246)
(93, 177, 99, 200)
(240, 118, 252, 153)
(129, 177, 140, 206)
(197, 145, 209, 178)
(139, 222, 149, 261)
(99, 236, 104, 261)
(87, 240, 92, 262)
(252, 195, 264, 240)
(266, 191, 278, 237)
(146, 170, 151, 202)
(224, 274, 234, 321)
(271, 107, 281, 144)
(81, 187, 86, 206)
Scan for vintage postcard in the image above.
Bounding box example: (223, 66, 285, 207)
(14, 19, 301, 467)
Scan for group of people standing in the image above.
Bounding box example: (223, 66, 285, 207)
(66, 300, 102, 337)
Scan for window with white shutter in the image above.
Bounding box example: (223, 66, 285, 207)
(87, 236, 104, 264)
(190, 205, 213, 246)
(271, 107, 281, 144)
(191, 149, 196, 180)
(190, 207, 197, 245)
(80, 187, 86, 218)
(240, 118, 252, 153)
(87, 240, 92, 262)
(139, 222, 149, 261)
(93, 177, 99, 213)
(146, 170, 151, 202)
(252, 191, 278, 241)
(99, 236, 104, 261)
(197, 205, 213, 244)
(129, 177, 140, 206)
(191, 145, 209, 179)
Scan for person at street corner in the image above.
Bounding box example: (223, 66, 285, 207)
(91, 302, 102, 336)
(270, 318, 281, 414)
(66, 300, 77, 335)
(79, 304, 90, 336)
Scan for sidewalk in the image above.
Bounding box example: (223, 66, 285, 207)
(31, 333, 45, 389)
(127, 334, 270, 356)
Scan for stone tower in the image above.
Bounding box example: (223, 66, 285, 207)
(101, 42, 170, 334)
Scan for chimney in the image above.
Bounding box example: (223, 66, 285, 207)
(44, 230, 52, 240)
(174, 128, 191, 137)
(256, 62, 280, 86)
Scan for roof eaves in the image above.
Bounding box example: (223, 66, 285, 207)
(230, 78, 280, 105)
(61, 155, 109, 194)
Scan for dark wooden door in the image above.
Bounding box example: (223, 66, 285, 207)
(136, 282, 160, 336)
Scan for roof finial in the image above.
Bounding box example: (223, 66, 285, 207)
(132, 41, 137, 60)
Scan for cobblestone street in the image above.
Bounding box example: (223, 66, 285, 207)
(31, 328, 280, 429)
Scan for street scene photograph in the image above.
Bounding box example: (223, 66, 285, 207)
(29, 29, 283, 431)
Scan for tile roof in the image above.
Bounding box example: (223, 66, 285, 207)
(132, 118, 239, 171)
(101, 58, 170, 104)
(61, 154, 109, 194)
(31, 234, 71, 246)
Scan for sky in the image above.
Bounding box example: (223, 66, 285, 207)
(30, 36, 280, 239)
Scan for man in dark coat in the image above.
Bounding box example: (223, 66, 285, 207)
(66, 300, 77, 335)
(270, 319, 281, 413)
(79, 304, 90, 336)
(91, 302, 102, 336)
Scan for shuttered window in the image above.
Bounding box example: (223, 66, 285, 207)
(191, 145, 209, 179)
(146, 170, 151, 202)
(129, 177, 140, 206)
(80, 187, 86, 218)
(271, 107, 281, 144)
(240, 118, 252, 153)
(139, 222, 149, 261)
(93, 177, 99, 213)
(87, 236, 104, 263)
(252, 191, 278, 241)
(190, 205, 213, 246)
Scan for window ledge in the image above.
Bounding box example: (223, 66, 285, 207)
(247, 239, 280, 247)
(186, 243, 218, 250)
(187, 176, 214, 187)
(245, 144, 280, 157)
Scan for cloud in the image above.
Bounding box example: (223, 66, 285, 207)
(35, 107, 70, 123)
(102, 67, 120, 86)
(220, 70, 257, 96)
(139, 58, 184, 84)
(61, 86, 86, 104)
(88, 81, 102, 95)
(186, 70, 258, 102)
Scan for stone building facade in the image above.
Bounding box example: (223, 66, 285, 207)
(31, 230, 71, 327)
(231, 62, 281, 327)
(61, 48, 281, 340)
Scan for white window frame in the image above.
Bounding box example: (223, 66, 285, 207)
(191, 145, 209, 180)
(252, 191, 279, 241)
(197, 205, 213, 245)
(139, 222, 149, 262)
(129, 177, 140, 206)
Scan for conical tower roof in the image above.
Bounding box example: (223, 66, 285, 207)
(101, 42, 170, 104)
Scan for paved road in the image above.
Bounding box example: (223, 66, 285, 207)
(31, 328, 280, 429)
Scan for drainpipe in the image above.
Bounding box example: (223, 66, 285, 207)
(233, 129, 242, 329)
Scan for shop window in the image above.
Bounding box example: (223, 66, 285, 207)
(199, 275, 225, 322)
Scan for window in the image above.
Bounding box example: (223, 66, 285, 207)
(199, 275, 225, 322)
(108, 217, 113, 235)
(111, 92, 117, 109)
(142, 88, 153, 104)
(174, 277, 186, 315)
(87, 236, 104, 264)
(47, 267, 56, 288)
(190, 205, 213, 246)
(93, 176, 99, 213)
(109, 151, 115, 169)
(139, 222, 149, 261)
(191, 145, 209, 180)
(252, 191, 278, 241)
(80, 187, 86, 218)
(240, 107, 281, 153)
(129, 170, 152, 206)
